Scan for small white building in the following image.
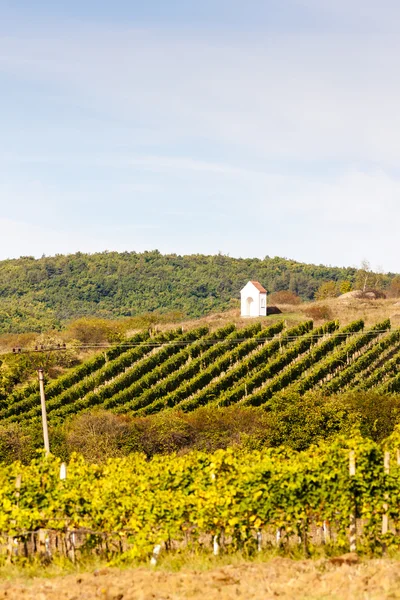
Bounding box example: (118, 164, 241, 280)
(240, 281, 267, 317)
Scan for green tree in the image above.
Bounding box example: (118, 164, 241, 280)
(389, 276, 400, 298)
(315, 281, 337, 300)
(339, 280, 352, 295)
(355, 260, 373, 291)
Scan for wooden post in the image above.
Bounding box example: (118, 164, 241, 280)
(36, 529, 51, 561)
(7, 474, 22, 563)
(302, 519, 309, 557)
(38, 529, 47, 557)
(59, 462, 75, 561)
(349, 450, 357, 552)
(38, 369, 50, 455)
(66, 531, 76, 563)
(382, 451, 390, 536)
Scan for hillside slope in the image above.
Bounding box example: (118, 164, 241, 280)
(3, 317, 400, 426)
(2, 250, 395, 334)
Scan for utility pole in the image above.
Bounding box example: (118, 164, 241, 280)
(38, 368, 50, 455)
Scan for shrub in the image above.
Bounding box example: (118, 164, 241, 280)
(303, 304, 333, 320)
(269, 290, 301, 305)
(359, 289, 387, 300)
(66, 411, 132, 462)
(0, 423, 36, 464)
(388, 276, 400, 298)
(64, 318, 125, 345)
(339, 280, 352, 294)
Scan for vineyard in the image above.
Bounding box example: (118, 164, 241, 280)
(3, 317, 400, 425)
(2, 433, 400, 561)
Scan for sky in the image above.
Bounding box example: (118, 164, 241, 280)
(1, 0, 400, 272)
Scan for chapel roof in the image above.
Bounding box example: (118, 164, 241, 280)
(249, 280, 267, 293)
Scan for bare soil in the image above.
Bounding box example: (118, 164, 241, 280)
(1, 557, 400, 600)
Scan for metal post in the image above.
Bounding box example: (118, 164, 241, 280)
(38, 368, 50, 454)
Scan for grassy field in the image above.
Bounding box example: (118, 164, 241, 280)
(0, 555, 399, 599)
(159, 296, 400, 332)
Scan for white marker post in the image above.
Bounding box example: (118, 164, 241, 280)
(213, 535, 220, 556)
(150, 544, 161, 565)
(349, 450, 357, 552)
(60, 463, 67, 480)
(382, 451, 390, 537)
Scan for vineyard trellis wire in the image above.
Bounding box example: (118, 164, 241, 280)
(4, 319, 400, 425)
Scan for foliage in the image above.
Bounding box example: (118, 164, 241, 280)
(242, 320, 364, 407)
(388, 276, 400, 298)
(1, 251, 396, 334)
(315, 281, 338, 300)
(339, 280, 352, 294)
(3, 318, 400, 428)
(1, 435, 400, 559)
(268, 290, 302, 305)
(322, 329, 400, 394)
(63, 317, 126, 344)
(1, 390, 400, 465)
(65, 412, 132, 462)
(0, 335, 80, 401)
(303, 304, 333, 320)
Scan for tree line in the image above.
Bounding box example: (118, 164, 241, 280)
(1, 251, 398, 334)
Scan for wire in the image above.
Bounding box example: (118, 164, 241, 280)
(0, 328, 395, 356)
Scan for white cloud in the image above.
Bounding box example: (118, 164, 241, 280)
(1, 14, 400, 270)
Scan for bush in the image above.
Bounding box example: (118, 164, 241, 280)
(64, 318, 125, 345)
(359, 289, 387, 300)
(125, 406, 274, 456)
(269, 290, 301, 305)
(388, 276, 400, 298)
(303, 304, 333, 320)
(1, 392, 399, 463)
(66, 411, 132, 462)
(0, 423, 36, 464)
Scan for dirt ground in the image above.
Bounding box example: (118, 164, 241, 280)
(1, 556, 400, 600)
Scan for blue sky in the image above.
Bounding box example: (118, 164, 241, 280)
(1, 0, 400, 271)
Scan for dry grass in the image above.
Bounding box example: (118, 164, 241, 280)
(298, 297, 400, 329)
(154, 297, 400, 335)
(1, 555, 400, 599)
(2, 298, 398, 352)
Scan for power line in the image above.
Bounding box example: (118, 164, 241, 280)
(1, 327, 396, 356)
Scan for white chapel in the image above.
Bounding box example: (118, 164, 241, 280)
(240, 281, 267, 317)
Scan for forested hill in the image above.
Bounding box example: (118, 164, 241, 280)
(0, 250, 396, 333)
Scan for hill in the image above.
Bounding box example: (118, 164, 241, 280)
(3, 316, 399, 428)
(1, 250, 397, 334)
